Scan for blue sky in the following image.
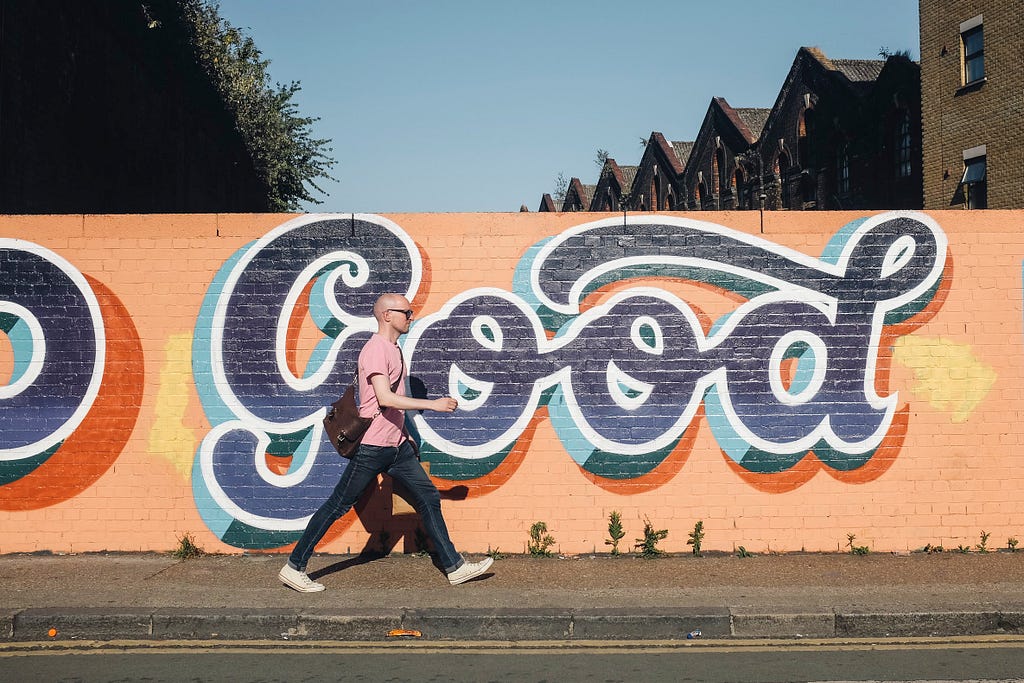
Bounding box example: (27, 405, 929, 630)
(215, 0, 920, 213)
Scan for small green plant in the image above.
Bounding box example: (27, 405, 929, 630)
(687, 520, 705, 557)
(528, 521, 556, 557)
(922, 543, 945, 554)
(605, 510, 626, 555)
(1008, 537, 1019, 552)
(171, 532, 204, 560)
(414, 527, 430, 556)
(486, 546, 507, 560)
(635, 516, 669, 558)
(976, 530, 991, 553)
(956, 544, 971, 553)
(736, 545, 752, 558)
(846, 533, 869, 555)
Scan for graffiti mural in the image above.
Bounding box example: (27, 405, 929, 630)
(0, 240, 144, 510)
(190, 212, 947, 549)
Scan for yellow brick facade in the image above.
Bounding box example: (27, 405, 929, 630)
(920, 0, 1024, 209)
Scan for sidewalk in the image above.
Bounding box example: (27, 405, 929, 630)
(3, 551, 1024, 643)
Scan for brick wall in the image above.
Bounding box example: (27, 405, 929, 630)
(920, 0, 1024, 209)
(1, 211, 1023, 557)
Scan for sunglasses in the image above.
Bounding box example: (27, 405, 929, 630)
(386, 308, 414, 320)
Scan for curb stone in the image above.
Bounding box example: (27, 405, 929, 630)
(7, 608, 1024, 643)
(403, 608, 572, 641)
(572, 607, 730, 641)
(298, 609, 404, 640)
(14, 608, 153, 642)
(835, 610, 1003, 638)
(152, 608, 303, 640)
(730, 611, 836, 638)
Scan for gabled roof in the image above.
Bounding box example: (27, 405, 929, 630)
(596, 158, 635, 193)
(832, 59, 886, 82)
(760, 47, 887, 142)
(590, 158, 635, 210)
(693, 97, 766, 154)
(831, 59, 886, 94)
(733, 108, 770, 141)
(619, 165, 638, 192)
(538, 194, 561, 212)
(639, 132, 692, 177)
(670, 141, 694, 169)
(563, 177, 594, 210)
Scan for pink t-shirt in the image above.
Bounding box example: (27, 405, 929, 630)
(357, 333, 406, 447)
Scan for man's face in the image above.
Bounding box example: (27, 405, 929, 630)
(383, 298, 413, 333)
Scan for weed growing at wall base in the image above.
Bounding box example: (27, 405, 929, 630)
(528, 522, 556, 557)
(635, 517, 669, 558)
(605, 510, 625, 555)
(846, 533, 869, 555)
(687, 520, 705, 557)
(171, 532, 204, 560)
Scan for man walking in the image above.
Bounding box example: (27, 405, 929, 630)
(279, 293, 493, 591)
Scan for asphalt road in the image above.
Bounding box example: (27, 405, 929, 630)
(5, 639, 1024, 682)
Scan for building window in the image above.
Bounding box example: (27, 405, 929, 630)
(716, 148, 728, 197)
(960, 147, 987, 209)
(837, 145, 850, 195)
(961, 16, 984, 85)
(896, 110, 912, 178)
(798, 109, 814, 170)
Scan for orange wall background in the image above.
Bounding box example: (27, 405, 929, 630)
(1, 211, 1021, 556)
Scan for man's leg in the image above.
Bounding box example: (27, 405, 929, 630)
(388, 441, 493, 584)
(279, 446, 387, 592)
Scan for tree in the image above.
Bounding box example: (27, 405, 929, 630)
(595, 148, 610, 169)
(180, 0, 336, 211)
(552, 172, 569, 201)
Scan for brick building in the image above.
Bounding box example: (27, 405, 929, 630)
(537, 46, 921, 214)
(589, 158, 637, 211)
(560, 178, 594, 212)
(629, 133, 691, 211)
(920, 0, 1024, 209)
(681, 98, 768, 211)
(0, 0, 269, 214)
(753, 48, 922, 211)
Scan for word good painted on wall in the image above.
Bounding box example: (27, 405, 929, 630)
(187, 212, 946, 548)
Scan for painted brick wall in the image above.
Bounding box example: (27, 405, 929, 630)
(1, 211, 1022, 557)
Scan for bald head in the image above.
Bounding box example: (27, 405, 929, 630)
(373, 293, 408, 321)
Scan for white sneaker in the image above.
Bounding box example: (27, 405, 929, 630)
(279, 564, 325, 592)
(447, 556, 494, 586)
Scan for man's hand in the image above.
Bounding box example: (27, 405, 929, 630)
(431, 397, 459, 413)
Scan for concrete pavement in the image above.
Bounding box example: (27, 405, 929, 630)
(3, 550, 1024, 643)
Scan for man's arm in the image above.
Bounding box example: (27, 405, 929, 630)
(369, 373, 458, 413)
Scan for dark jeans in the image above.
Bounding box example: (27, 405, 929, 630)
(288, 440, 464, 573)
